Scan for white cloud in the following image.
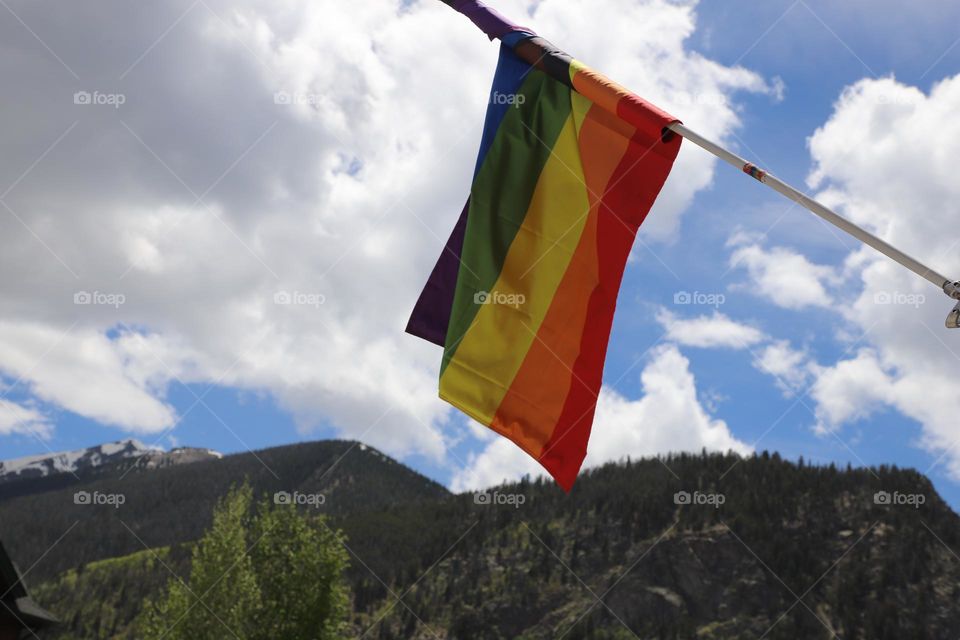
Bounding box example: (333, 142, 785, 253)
(0, 323, 178, 433)
(0, 399, 52, 439)
(751, 339, 816, 397)
(657, 308, 765, 349)
(451, 345, 751, 491)
(799, 74, 960, 477)
(809, 349, 893, 434)
(585, 346, 752, 464)
(449, 437, 545, 493)
(729, 242, 839, 309)
(0, 0, 767, 468)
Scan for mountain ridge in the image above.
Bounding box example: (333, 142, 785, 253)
(0, 439, 159, 483)
(3, 441, 960, 638)
(0, 439, 226, 491)
(0, 439, 451, 584)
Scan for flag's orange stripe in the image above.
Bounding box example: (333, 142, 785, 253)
(569, 60, 677, 143)
(489, 104, 635, 458)
(540, 121, 682, 491)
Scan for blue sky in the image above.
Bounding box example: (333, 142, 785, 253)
(617, 0, 960, 504)
(2, 0, 960, 508)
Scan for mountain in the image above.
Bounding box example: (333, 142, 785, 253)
(0, 439, 450, 584)
(0, 441, 225, 505)
(3, 444, 960, 639)
(0, 439, 158, 484)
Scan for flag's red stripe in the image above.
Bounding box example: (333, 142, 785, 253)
(539, 116, 681, 491)
(487, 103, 631, 461)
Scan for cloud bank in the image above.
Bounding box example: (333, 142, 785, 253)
(0, 0, 769, 480)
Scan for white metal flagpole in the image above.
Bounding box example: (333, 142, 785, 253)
(665, 122, 960, 326)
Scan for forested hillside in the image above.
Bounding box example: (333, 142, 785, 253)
(0, 440, 448, 584)
(4, 444, 960, 638)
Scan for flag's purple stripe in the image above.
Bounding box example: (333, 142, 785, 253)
(406, 44, 532, 347)
(405, 199, 470, 347)
(449, 0, 531, 40)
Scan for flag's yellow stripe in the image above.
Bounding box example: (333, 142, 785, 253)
(440, 97, 592, 423)
(571, 88, 591, 138)
(488, 101, 634, 458)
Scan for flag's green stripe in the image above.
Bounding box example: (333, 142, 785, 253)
(442, 72, 573, 375)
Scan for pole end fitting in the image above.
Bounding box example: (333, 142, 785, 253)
(947, 301, 960, 329)
(943, 281, 960, 300)
(942, 282, 960, 328)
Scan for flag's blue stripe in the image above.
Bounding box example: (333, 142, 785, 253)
(473, 39, 536, 179)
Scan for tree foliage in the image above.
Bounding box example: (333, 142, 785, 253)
(139, 484, 348, 640)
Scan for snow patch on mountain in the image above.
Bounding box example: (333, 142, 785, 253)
(0, 439, 157, 482)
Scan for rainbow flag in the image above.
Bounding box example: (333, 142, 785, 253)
(408, 5, 681, 491)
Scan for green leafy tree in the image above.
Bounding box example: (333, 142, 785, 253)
(139, 484, 348, 640)
(140, 484, 260, 640)
(250, 496, 349, 639)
